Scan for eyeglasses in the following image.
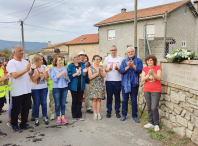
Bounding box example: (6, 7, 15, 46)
(110, 49, 117, 52)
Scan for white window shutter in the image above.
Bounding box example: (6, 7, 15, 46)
(146, 25, 155, 37)
(108, 30, 115, 40)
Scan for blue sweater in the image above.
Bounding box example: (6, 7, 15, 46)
(67, 63, 88, 91)
(119, 56, 143, 93)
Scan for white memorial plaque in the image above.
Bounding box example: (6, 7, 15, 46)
(161, 62, 198, 91)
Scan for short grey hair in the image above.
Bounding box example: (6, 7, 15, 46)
(110, 45, 117, 50)
(71, 53, 78, 63)
(127, 46, 135, 52)
(12, 45, 21, 53)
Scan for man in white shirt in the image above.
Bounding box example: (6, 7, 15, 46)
(7, 45, 33, 132)
(103, 45, 123, 118)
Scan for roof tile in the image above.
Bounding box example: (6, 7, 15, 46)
(94, 0, 189, 26)
(43, 34, 98, 49)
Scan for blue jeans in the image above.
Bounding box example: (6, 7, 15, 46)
(32, 88, 48, 119)
(106, 81, 121, 112)
(121, 86, 139, 118)
(53, 87, 68, 117)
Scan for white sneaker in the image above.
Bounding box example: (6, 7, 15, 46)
(154, 125, 160, 132)
(144, 123, 154, 128)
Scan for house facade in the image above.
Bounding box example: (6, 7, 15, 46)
(94, 0, 198, 61)
(42, 34, 99, 62)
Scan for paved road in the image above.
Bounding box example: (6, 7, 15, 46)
(0, 92, 162, 146)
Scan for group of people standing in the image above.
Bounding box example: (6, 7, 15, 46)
(0, 44, 162, 133)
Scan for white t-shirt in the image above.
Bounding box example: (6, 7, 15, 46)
(31, 65, 47, 90)
(7, 59, 31, 96)
(103, 55, 123, 81)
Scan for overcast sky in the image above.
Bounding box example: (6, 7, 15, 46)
(0, 0, 194, 45)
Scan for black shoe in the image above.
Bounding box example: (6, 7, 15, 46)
(86, 109, 93, 114)
(43, 117, 49, 125)
(0, 120, 2, 123)
(115, 111, 121, 118)
(106, 112, 111, 118)
(20, 124, 34, 130)
(102, 97, 106, 100)
(31, 115, 35, 121)
(35, 119, 39, 126)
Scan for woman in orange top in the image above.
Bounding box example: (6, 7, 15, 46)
(141, 55, 162, 132)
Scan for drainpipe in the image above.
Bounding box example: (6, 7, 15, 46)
(164, 11, 168, 58)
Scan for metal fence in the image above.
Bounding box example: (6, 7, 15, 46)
(143, 7, 198, 61)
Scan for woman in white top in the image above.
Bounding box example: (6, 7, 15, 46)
(30, 54, 51, 126)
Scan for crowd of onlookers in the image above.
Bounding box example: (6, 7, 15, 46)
(0, 44, 162, 134)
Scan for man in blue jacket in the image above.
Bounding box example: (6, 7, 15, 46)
(119, 47, 143, 123)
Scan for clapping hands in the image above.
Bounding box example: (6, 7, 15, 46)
(148, 69, 153, 75)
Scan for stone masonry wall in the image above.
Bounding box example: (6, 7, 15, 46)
(138, 80, 198, 145)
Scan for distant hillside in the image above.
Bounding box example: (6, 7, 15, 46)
(0, 40, 48, 53)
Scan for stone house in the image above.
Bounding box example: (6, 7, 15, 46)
(94, 0, 198, 61)
(42, 33, 99, 62)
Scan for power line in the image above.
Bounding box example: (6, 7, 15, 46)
(27, 0, 72, 19)
(0, 21, 18, 23)
(23, 0, 35, 22)
(0, 0, 67, 22)
(24, 23, 83, 34)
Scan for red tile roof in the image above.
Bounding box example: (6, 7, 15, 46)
(42, 34, 98, 49)
(94, 0, 189, 26)
(42, 42, 68, 49)
(65, 33, 98, 45)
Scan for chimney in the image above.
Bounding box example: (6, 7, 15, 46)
(48, 41, 51, 46)
(194, 0, 198, 11)
(121, 8, 126, 13)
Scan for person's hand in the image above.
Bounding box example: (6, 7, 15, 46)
(148, 69, 153, 75)
(109, 63, 113, 70)
(129, 60, 134, 67)
(85, 62, 89, 68)
(1, 74, 8, 81)
(31, 62, 38, 70)
(99, 67, 101, 72)
(65, 76, 69, 81)
(83, 68, 88, 73)
(61, 71, 67, 76)
(114, 64, 118, 70)
(46, 66, 51, 72)
(26, 61, 31, 71)
(77, 67, 81, 75)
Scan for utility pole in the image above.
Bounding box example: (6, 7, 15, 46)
(21, 21, 25, 58)
(134, 0, 138, 56)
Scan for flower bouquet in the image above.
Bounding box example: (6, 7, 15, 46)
(166, 49, 197, 62)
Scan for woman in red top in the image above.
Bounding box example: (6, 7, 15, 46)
(141, 55, 162, 132)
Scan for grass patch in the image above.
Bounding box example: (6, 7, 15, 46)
(166, 129, 174, 134)
(127, 102, 196, 146)
(150, 133, 165, 140)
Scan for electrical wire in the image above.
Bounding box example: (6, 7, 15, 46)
(24, 23, 83, 34)
(23, 0, 35, 22)
(0, 0, 68, 22)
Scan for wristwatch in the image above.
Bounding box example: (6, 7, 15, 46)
(31, 68, 34, 70)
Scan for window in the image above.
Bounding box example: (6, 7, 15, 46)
(108, 30, 115, 40)
(79, 38, 86, 41)
(146, 25, 155, 37)
(182, 41, 187, 47)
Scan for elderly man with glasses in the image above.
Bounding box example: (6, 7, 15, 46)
(103, 45, 123, 118)
(119, 47, 143, 123)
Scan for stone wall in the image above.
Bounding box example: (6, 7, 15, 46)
(138, 62, 198, 145)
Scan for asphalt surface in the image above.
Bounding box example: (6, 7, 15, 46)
(0, 92, 162, 146)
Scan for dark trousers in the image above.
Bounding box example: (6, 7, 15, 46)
(0, 97, 4, 112)
(106, 81, 121, 112)
(70, 90, 83, 118)
(11, 93, 31, 128)
(144, 92, 161, 125)
(122, 86, 139, 118)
